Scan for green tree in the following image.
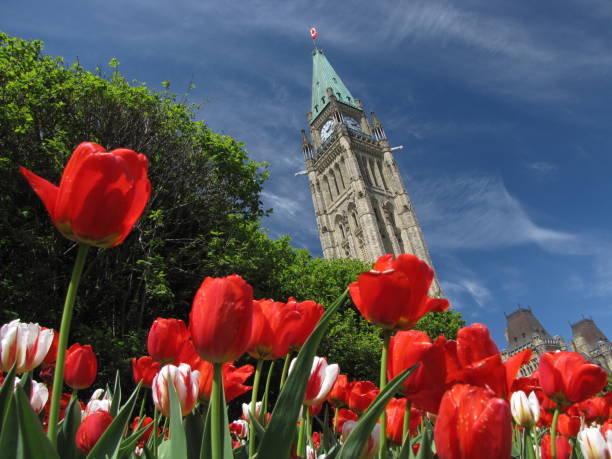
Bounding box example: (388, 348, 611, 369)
(0, 32, 269, 385)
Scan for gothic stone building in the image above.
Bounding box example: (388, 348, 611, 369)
(300, 47, 441, 295)
(501, 307, 611, 375)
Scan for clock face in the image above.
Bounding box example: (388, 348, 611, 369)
(320, 118, 336, 142)
(344, 116, 361, 132)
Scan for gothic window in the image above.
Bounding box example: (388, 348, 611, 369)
(377, 161, 388, 190)
(369, 158, 380, 187)
(321, 96, 325, 104)
(330, 169, 340, 196)
(332, 77, 337, 83)
(352, 212, 359, 230)
(314, 104, 318, 113)
(347, 97, 351, 103)
(323, 176, 333, 205)
(335, 164, 345, 190)
(337, 92, 341, 100)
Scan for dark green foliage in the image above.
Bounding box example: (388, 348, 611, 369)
(0, 32, 267, 387)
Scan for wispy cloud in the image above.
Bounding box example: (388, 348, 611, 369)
(410, 173, 576, 252)
(524, 161, 557, 176)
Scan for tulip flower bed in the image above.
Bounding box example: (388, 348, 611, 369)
(0, 142, 610, 459)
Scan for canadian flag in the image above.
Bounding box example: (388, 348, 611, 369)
(310, 27, 318, 40)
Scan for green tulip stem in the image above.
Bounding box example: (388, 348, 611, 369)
(279, 352, 291, 390)
(379, 330, 392, 459)
(211, 362, 225, 459)
(262, 360, 275, 424)
(249, 359, 264, 458)
(153, 407, 159, 456)
(402, 400, 412, 443)
(296, 405, 308, 459)
(137, 394, 146, 424)
(551, 406, 560, 459)
(47, 243, 89, 447)
(532, 428, 541, 459)
(523, 426, 536, 459)
(333, 406, 339, 432)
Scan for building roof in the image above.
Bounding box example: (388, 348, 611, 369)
(311, 48, 358, 122)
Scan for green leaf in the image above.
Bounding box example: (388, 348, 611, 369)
(249, 409, 265, 441)
(256, 289, 349, 458)
(336, 363, 419, 459)
(0, 394, 20, 458)
(184, 412, 203, 459)
(14, 386, 60, 459)
(117, 417, 153, 458)
(168, 379, 187, 459)
(220, 379, 233, 459)
(0, 364, 17, 423)
(57, 395, 82, 459)
(199, 404, 211, 459)
(110, 370, 122, 417)
(86, 382, 141, 459)
(415, 422, 434, 459)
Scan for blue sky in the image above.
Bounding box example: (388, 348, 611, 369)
(4, 0, 612, 348)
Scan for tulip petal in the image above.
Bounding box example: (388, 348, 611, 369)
(567, 364, 607, 404)
(503, 349, 532, 396)
(20, 167, 59, 220)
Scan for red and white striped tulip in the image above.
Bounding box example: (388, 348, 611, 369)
(0, 319, 54, 373)
(341, 421, 380, 458)
(290, 356, 340, 406)
(242, 401, 262, 421)
(14, 377, 48, 414)
(152, 363, 199, 417)
(84, 391, 112, 419)
(578, 427, 611, 459)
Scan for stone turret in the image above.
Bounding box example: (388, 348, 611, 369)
(504, 307, 550, 352)
(570, 318, 612, 372)
(502, 307, 565, 376)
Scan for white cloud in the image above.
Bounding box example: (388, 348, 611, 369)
(525, 161, 557, 175)
(409, 173, 576, 252)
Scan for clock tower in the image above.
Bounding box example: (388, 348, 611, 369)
(301, 47, 442, 295)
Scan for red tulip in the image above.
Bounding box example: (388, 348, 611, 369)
(76, 411, 113, 454)
(132, 356, 161, 388)
(557, 413, 581, 438)
(446, 324, 532, 399)
(247, 299, 301, 360)
(64, 343, 97, 390)
(388, 331, 447, 413)
(177, 334, 253, 403)
(578, 396, 610, 424)
(284, 297, 325, 351)
(147, 318, 190, 364)
(328, 374, 351, 408)
(20, 142, 150, 247)
(190, 275, 253, 363)
(538, 351, 607, 405)
(131, 416, 154, 443)
(434, 384, 512, 459)
(541, 434, 572, 459)
(349, 254, 449, 331)
(335, 408, 359, 434)
(348, 380, 380, 414)
(385, 398, 421, 445)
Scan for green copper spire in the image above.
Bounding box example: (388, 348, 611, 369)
(311, 48, 357, 122)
